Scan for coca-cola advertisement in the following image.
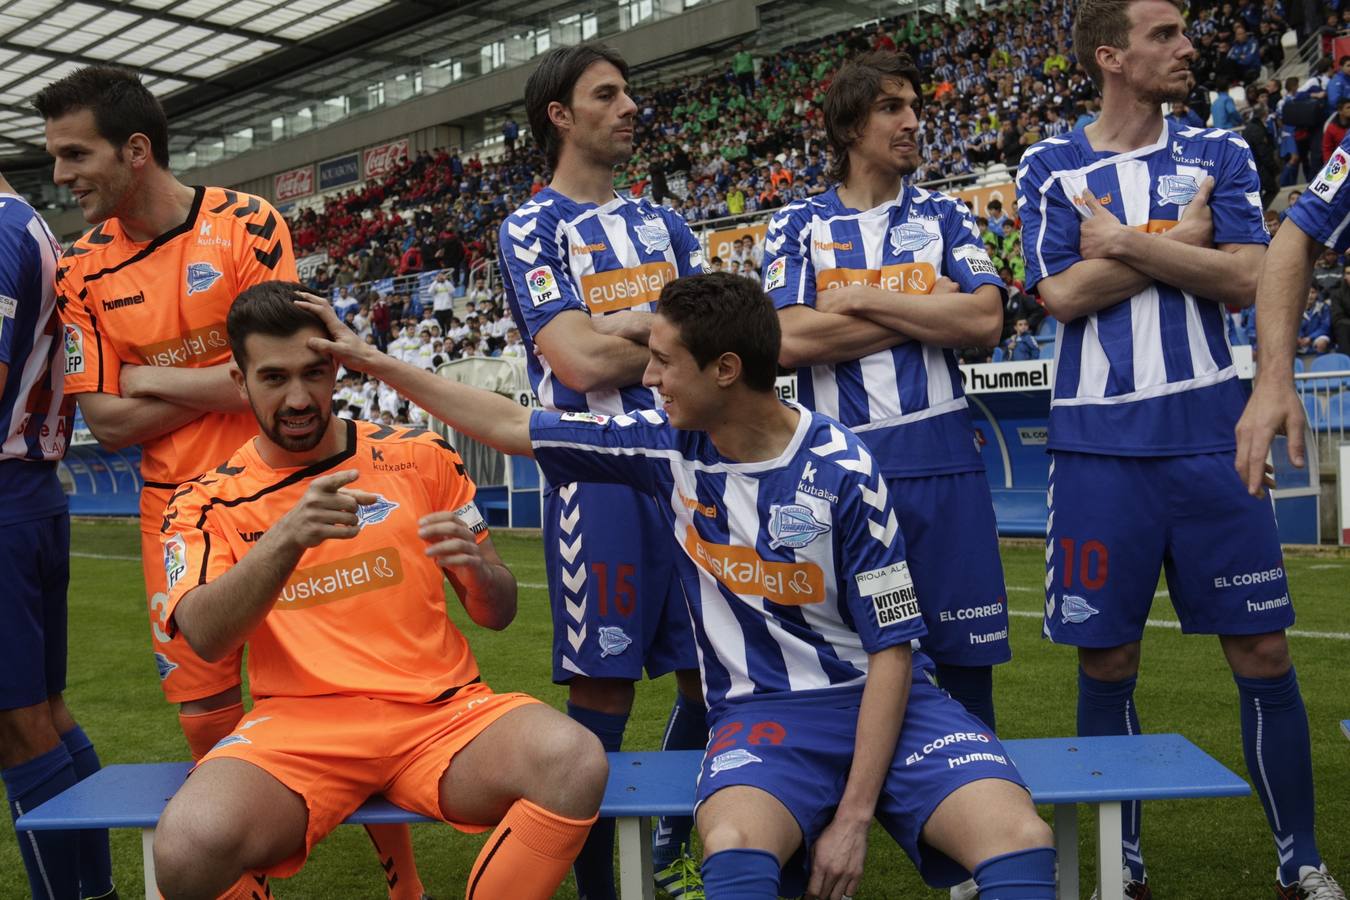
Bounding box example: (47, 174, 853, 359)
(363, 139, 409, 179)
(274, 165, 314, 201)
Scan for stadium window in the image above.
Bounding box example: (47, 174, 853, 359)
(481, 39, 505, 73)
(367, 81, 385, 107)
(621, 0, 655, 29)
(271, 116, 285, 142)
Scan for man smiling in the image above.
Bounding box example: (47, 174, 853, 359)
(295, 273, 1057, 900)
(152, 282, 606, 899)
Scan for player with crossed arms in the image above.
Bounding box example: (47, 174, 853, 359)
(39, 64, 429, 900)
(297, 272, 1057, 900)
(499, 42, 709, 898)
(1016, 0, 1340, 896)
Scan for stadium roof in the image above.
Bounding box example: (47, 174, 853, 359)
(0, 0, 469, 167)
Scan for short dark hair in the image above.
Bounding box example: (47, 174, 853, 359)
(656, 273, 779, 392)
(524, 43, 629, 170)
(32, 65, 170, 168)
(1073, 0, 1187, 88)
(823, 51, 923, 182)
(227, 282, 326, 368)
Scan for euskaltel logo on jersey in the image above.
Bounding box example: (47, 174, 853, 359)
(275, 547, 405, 610)
(136, 324, 230, 367)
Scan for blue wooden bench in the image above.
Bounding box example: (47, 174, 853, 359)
(16, 734, 1247, 900)
(1341, 719, 1350, 741)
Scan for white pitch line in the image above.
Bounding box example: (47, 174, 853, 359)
(71, 551, 140, 561)
(1308, 564, 1346, 570)
(1006, 609, 1350, 640)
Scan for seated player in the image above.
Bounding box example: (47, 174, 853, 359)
(297, 273, 1056, 900)
(152, 283, 607, 900)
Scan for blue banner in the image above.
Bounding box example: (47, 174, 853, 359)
(317, 153, 360, 191)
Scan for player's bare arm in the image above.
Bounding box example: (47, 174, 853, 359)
(778, 304, 908, 368)
(815, 278, 1003, 348)
(1037, 180, 1231, 320)
(173, 469, 376, 661)
(1235, 219, 1323, 495)
(298, 298, 536, 457)
(534, 309, 652, 392)
(75, 390, 204, 451)
(807, 643, 911, 900)
(1097, 180, 1263, 307)
(119, 362, 250, 413)
(419, 513, 517, 630)
(587, 308, 655, 344)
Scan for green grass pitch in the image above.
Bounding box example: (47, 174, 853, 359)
(2, 519, 1346, 898)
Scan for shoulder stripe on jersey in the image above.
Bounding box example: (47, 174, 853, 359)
(86, 223, 112, 245)
(230, 195, 262, 219)
(209, 190, 239, 214)
(245, 211, 277, 240)
(254, 242, 283, 269)
(367, 424, 397, 440)
(82, 186, 206, 283)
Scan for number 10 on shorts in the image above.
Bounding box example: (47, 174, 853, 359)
(1058, 538, 1109, 590)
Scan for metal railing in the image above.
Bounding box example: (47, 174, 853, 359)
(1295, 368, 1350, 466)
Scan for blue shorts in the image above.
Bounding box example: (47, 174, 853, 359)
(888, 472, 1011, 666)
(0, 512, 70, 710)
(544, 480, 697, 682)
(694, 659, 1027, 893)
(1044, 451, 1294, 647)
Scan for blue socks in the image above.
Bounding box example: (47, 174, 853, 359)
(935, 663, 997, 732)
(702, 848, 779, 899)
(973, 846, 1057, 899)
(1234, 667, 1322, 885)
(653, 692, 708, 870)
(3, 743, 80, 900)
(567, 702, 628, 900)
(60, 726, 113, 899)
(1077, 668, 1145, 881)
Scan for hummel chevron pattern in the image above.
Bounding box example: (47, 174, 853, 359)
(558, 482, 588, 664)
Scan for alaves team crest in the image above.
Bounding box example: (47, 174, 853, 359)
(186, 262, 223, 294)
(767, 503, 829, 549)
(636, 218, 670, 253)
(356, 495, 399, 528)
(889, 222, 937, 254)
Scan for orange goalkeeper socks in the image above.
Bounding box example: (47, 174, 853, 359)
(364, 823, 427, 900)
(465, 798, 597, 900)
(179, 703, 245, 761)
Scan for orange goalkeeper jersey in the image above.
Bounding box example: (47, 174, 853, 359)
(161, 419, 491, 702)
(56, 186, 297, 489)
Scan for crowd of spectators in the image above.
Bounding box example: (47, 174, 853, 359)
(282, 0, 1350, 393)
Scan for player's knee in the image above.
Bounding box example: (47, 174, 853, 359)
(1224, 631, 1292, 678)
(1078, 644, 1140, 682)
(1004, 811, 1054, 851)
(0, 704, 61, 768)
(156, 798, 247, 890)
(698, 816, 758, 857)
(536, 720, 607, 810)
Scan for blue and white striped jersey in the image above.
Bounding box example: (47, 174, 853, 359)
(529, 405, 925, 711)
(0, 193, 72, 526)
(1285, 130, 1350, 251)
(0, 194, 69, 463)
(762, 185, 1004, 477)
(499, 188, 704, 415)
(1016, 122, 1269, 455)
